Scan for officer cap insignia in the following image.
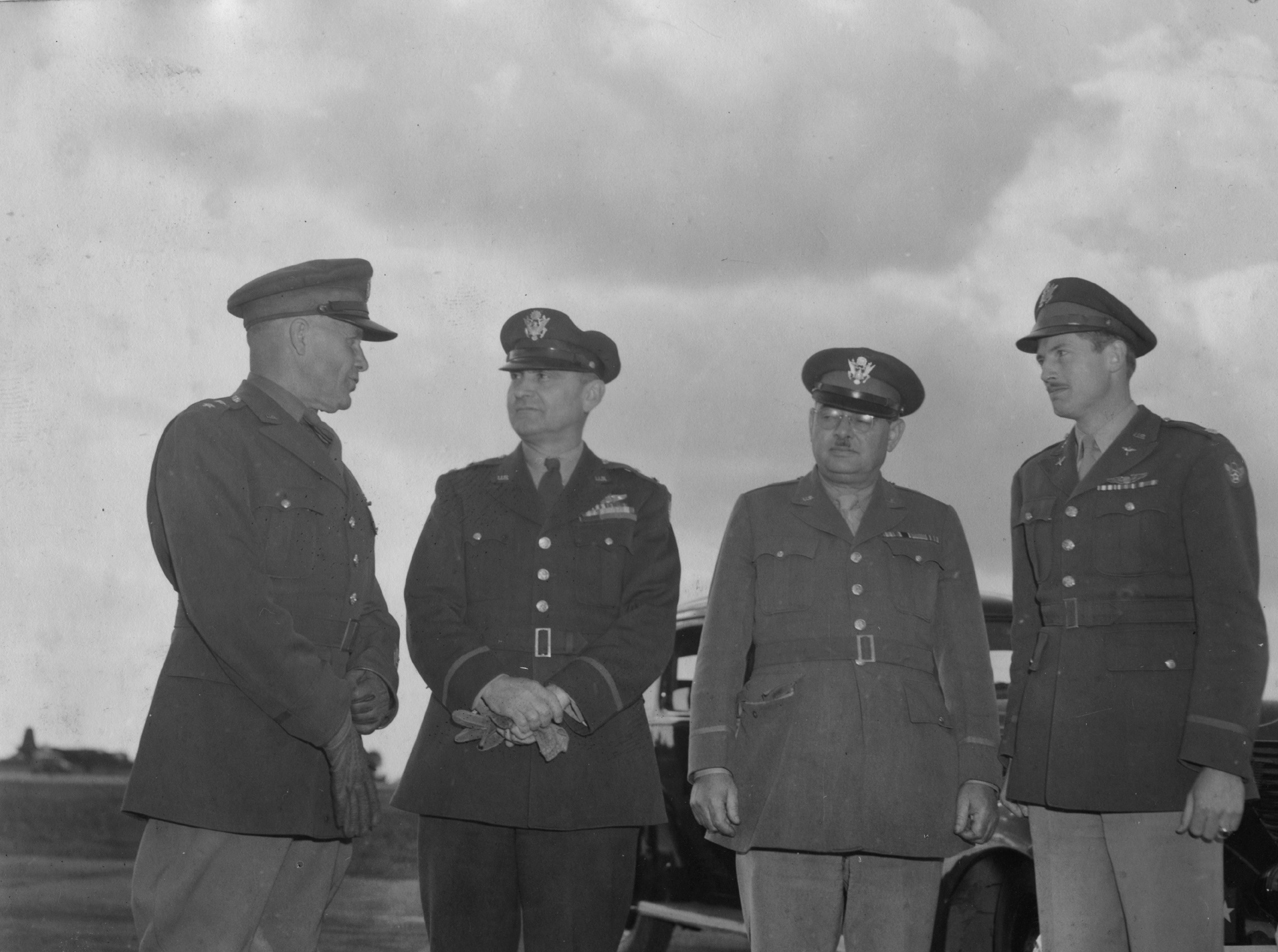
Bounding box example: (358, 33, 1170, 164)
(1038, 281, 1058, 309)
(1224, 459, 1247, 486)
(847, 356, 876, 385)
(1017, 277, 1156, 357)
(524, 309, 550, 341)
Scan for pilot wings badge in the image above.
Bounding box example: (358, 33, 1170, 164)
(847, 356, 875, 385)
(1038, 281, 1058, 310)
(524, 310, 550, 341)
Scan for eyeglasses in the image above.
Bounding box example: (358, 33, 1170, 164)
(814, 408, 882, 434)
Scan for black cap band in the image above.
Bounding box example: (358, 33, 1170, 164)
(503, 342, 603, 375)
(812, 383, 901, 419)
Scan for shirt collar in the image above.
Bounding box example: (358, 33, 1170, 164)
(1075, 401, 1139, 459)
(246, 372, 308, 423)
(522, 441, 586, 486)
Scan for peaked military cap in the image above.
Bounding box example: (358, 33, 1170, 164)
(226, 258, 397, 342)
(499, 308, 620, 383)
(801, 347, 924, 418)
(1016, 277, 1155, 357)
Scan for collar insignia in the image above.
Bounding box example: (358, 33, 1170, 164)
(1121, 446, 1137, 454)
(1038, 281, 1058, 310)
(524, 309, 550, 341)
(847, 356, 875, 385)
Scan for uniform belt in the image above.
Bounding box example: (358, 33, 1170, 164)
(172, 601, 357, 650)
(752, 634, 935, 674)
(488, 628, 588, 658)
(1040, 597, 1196, 629)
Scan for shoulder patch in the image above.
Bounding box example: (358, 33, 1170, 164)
(1223, 458, 1248, 487)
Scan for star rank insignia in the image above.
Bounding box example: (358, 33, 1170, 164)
(847, 356, 875, 385)
(523, 309, 550, 341)
(1038, 281, 1058, 310)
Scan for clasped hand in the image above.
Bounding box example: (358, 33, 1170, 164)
(345, 669, 391, 734)
(480, 675, 570, 744)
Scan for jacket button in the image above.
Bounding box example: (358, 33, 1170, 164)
(852, 584, 863, 596)
(473, 532, 482, 541)
(537, 568, 550, 581)
(854, 619, 867, 631)
(1125, 502, 1136, 511)
(536, 600, 549, 613)
(352, 554, 359, 564)
(850, 552, 863, 563)
(1165, 659, 1177, 669)
(1063, 576, 1076, 588)
(539, 537, 552, 549)
(1065, 506, 1078, 517)
(776, 550, 785, 558)
(605, 537, 613, 546)
(914, 555, 922, 562)
(1062, 539, 1075, 551)
(281, 499, 291, 509)
(1024, 512, 1033, 521)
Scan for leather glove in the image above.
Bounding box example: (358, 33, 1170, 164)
(451, 705, 574, 762)
(322, 717, 380, 838)
(346, 669, 392, 735)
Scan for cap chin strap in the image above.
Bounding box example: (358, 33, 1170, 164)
(242, 301, 370, 329)
(812, 384, 900, 419)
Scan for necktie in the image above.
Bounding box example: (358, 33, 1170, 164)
(1076, 436, 1100, 480)
(303, 410, 343, 464)
(538, 457, 562, 516)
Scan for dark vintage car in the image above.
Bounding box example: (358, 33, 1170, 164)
(623, 594, 1278, 951)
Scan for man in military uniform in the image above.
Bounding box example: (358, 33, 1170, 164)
(1001, 277, 1268, 951)
(393, 309, 680, 952)
(124, 259, 401, 951)
(688, 349, 1001, 952)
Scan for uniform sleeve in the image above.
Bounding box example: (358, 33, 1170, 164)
(548, 481, 681, 732)
(687, 495, 756, 779)
(403, 474, 509, 709)
(349, 570, 401, 728)
(1178, 441, 1268, 779)
(933, 505, 1002, 787)
(148, 415, 350, 748)
(1000, 469, 1040, 766)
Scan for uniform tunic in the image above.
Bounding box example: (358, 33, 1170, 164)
(124, 380, 400, 839)
(1002, 406, 1268, 811)
(688, 469, 1001, 858)
(393, 445, 680, 830)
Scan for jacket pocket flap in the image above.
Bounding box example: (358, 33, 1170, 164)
(260, 485, 326, 514)
(572, 520, 636, 550)
(1093, 494, 1169, 517)
(1104, 629, 1196, 671)
(904, 679, 952, 729)
(1014, 495, 1056, 526)
(752, 534, 819, 562)
(465, 526, 511, 545)
(883, 536, 944, 568)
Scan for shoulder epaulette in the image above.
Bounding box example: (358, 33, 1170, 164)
(453, 456, 505, 474)
(602, 459, 660, 483)
(747, 476, 803, 494)
(1162, 418, 1225, 441)
(189, 395, 243, 414)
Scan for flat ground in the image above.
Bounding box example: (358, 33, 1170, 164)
(0, 775, 746, 951)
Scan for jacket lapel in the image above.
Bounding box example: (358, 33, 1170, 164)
(789, 468, 855, 547)
(546, 446, 610, 531)
(485, 446, 543, 524)
(1071, 406, 1160, 498)
(1038, 431, 1078, 497)
(241, 384, 348, 492)
(852, 479, 908, 547)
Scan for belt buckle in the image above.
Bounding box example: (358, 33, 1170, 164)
(535, 628, 552, 658)
(855, 634, 875, 665)
(1064, 598, 1079, 629)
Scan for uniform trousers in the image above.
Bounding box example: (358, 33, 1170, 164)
(417, 815, 638, 952)
(736, 849, 943, 952)
(1028, 806, 1222, 952)
(131, 818, 352, 952)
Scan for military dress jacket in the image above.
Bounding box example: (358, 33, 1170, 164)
(688, 470, 1001, 858)
(392, 445, 680, 830)
(1001, 406, 1268, 812)
(123, 381, 400, 839)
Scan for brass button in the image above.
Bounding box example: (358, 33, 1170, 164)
(536, 600, 549, 613)
(537, 568, 550, 581)
(852, 584, 863, 596)
(1125, 502, 1136, 512)
(1065, 506, 1078, 517)
(1165, 659, 1177, 669)
(850, 552, 863, 563)
(854, 618, 867, 631)
(352, 554, 359, 564)
(1062, 540, 1075, 551)
(231, 395, 241, 402)
(539, 537, 552, 549)
(914, 555, 923, 562)
(605, 537, 613, 546)
(472, 532, 482, 541)
(1063, 576, 1076, 588)
(776, 550, 785, 558)
(281, 499, 291, 509)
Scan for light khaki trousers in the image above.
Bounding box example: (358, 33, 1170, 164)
(1029, 806, 1223, 952)
(131, 818, 352, 952)
(736, 849, 942, 952)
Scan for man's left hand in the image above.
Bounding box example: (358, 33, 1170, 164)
(1178, 767, 1244, 841)
(954, 781, 999, 844)
(346, 670, 391, 734)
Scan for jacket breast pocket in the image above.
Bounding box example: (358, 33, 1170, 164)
(1093, 495, 1172, 578)
(1014, 495, 1057, 582)
(256, 486, 327, 579)
(573, 520, 635, 606)
(752, 536, 818, 614)
(884, 538, 944, 621)
(904, 678, 953, 730)
(465, 526, 513, 601)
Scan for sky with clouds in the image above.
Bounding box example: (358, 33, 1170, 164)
(3, 0, 1277, 781)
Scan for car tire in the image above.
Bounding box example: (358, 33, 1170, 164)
(618, 914, 675, 952)
(941, 855, 1039, 952)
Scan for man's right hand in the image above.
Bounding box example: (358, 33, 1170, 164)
(479, 675, 565, 738)
(323, 718, 380, 838)
(690, 771, 740, 836)
(999, 766, 1028, 818)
